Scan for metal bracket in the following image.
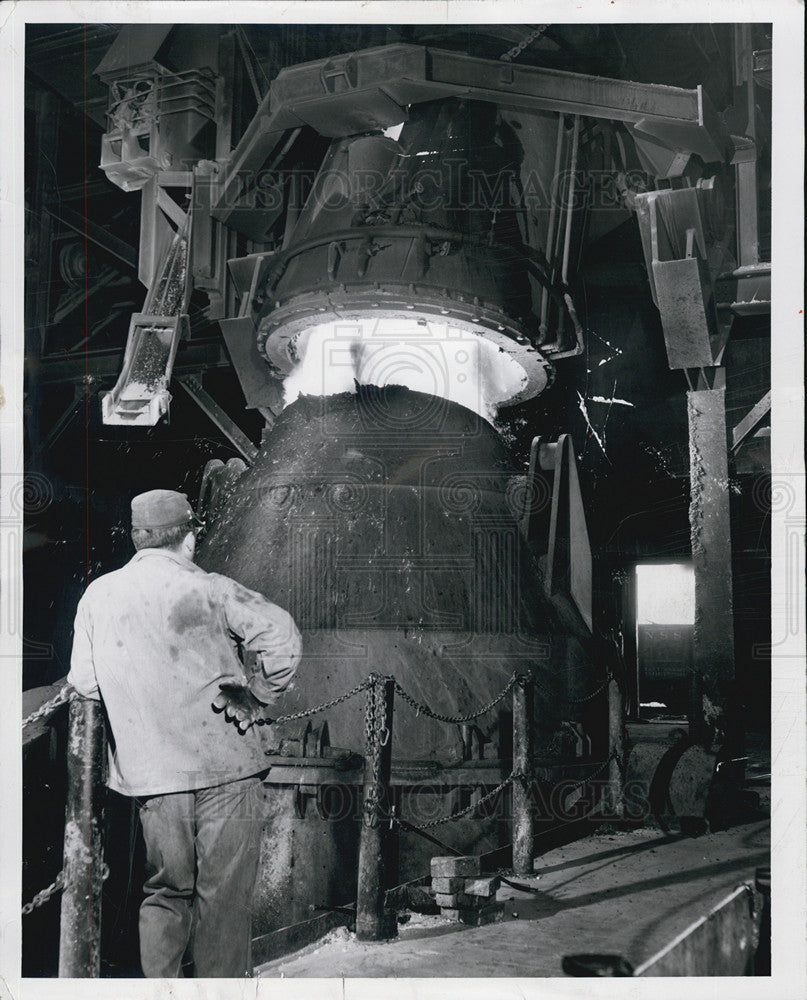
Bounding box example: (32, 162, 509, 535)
(634, 186, 726, 370)
(731, 391, 771, 452)
(523, 434, 592, 632)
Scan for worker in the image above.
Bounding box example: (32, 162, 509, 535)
(67, 489, 302, 978)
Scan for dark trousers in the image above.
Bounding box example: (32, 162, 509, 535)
(137, 774, 266, 977)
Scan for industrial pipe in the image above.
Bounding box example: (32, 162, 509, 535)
(561, 116, 582, 290)
(539, 114, 567, 341)
(58, 695, 106, 977)
(541, 115, 583, 357)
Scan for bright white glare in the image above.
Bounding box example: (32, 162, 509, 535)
(382, 122, 405, 141)
(282, 317, 528, 422)
(636, 563, 695, 625)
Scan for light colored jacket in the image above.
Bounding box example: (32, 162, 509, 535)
(67, 547, 301, 796)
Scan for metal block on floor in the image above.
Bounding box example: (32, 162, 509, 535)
(435, 892, 475, 909)
(463, 875, 501, 898)
(430, 856, 482, 878)
(431, 876, 466, 894)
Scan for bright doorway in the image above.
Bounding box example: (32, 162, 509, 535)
(635, 563, 695, 719)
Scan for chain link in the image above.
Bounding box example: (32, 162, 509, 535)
(400, 772, 519, 829)
(260, 667, 609, 729)
(501, 25, 550, 63)
(558, 749, 617, 796)
(393, 750, 617, 832)
(362, 673, 391, 828)
(23, 667, 616, 902)
(562, 671, 615, 705)
(21, 862, 110, 916)
(269, 678, 372, 725)
(22, 682, 72, 731)
(393, 672, 519, 725)
(21, 871, 64, 916)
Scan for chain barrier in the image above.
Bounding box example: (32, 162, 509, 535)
(21, 862, 110, 917)
(22, 682, 72, 732)
(269, 678, 372, 725)
(393, 669, 611, 722)
(393, 672, 519, 725)
(500, 25, 550, 63)
(391, 750, 618, 832)
(21, 871, 65, 917)
(399, 772, 520, 830)
(562, 670, 615, 705)
(23, 668, 617, 913)
(30, 672, 605, 734)
(557, 749, 618, 796)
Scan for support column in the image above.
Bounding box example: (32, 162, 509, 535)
(687, 386, 736, 749)
(356, 677, 395, 941)
(58, 695, 106, 977)
(512, 676, 535, 875)
(607, 672, 626, 820)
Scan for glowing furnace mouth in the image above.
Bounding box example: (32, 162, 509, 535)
(262, 312, 553, 423)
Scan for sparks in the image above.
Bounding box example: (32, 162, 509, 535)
(576, 391, 610, 460)
(586, 395, 635, 408)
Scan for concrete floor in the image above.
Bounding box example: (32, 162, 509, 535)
(255, 818, 769, 978)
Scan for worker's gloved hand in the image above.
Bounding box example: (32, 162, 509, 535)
(212, 682, 268, 733)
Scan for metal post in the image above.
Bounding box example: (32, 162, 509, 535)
(607, 673, 626, 820)
(687, 386, 737, 750)
(356, 676, 395, 941)
(512, 675, 535, 875)
(58, 695, 106, 977)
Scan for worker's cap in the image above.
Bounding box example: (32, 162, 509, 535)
(131, 490, 201, 530)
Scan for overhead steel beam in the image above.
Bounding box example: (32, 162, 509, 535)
(46, 204, 137, 270)
(213, 44, 729, 236)
(39, 339, 231, 384)
(47, 179, 111, 203)
(175, 375, 259, 463)
(270, 44, 717, 132)
(211, 123, 301, 234)
(32, 385, 84, 459)
(425, 47, 714, 130)
(51, 267, 120, 326)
